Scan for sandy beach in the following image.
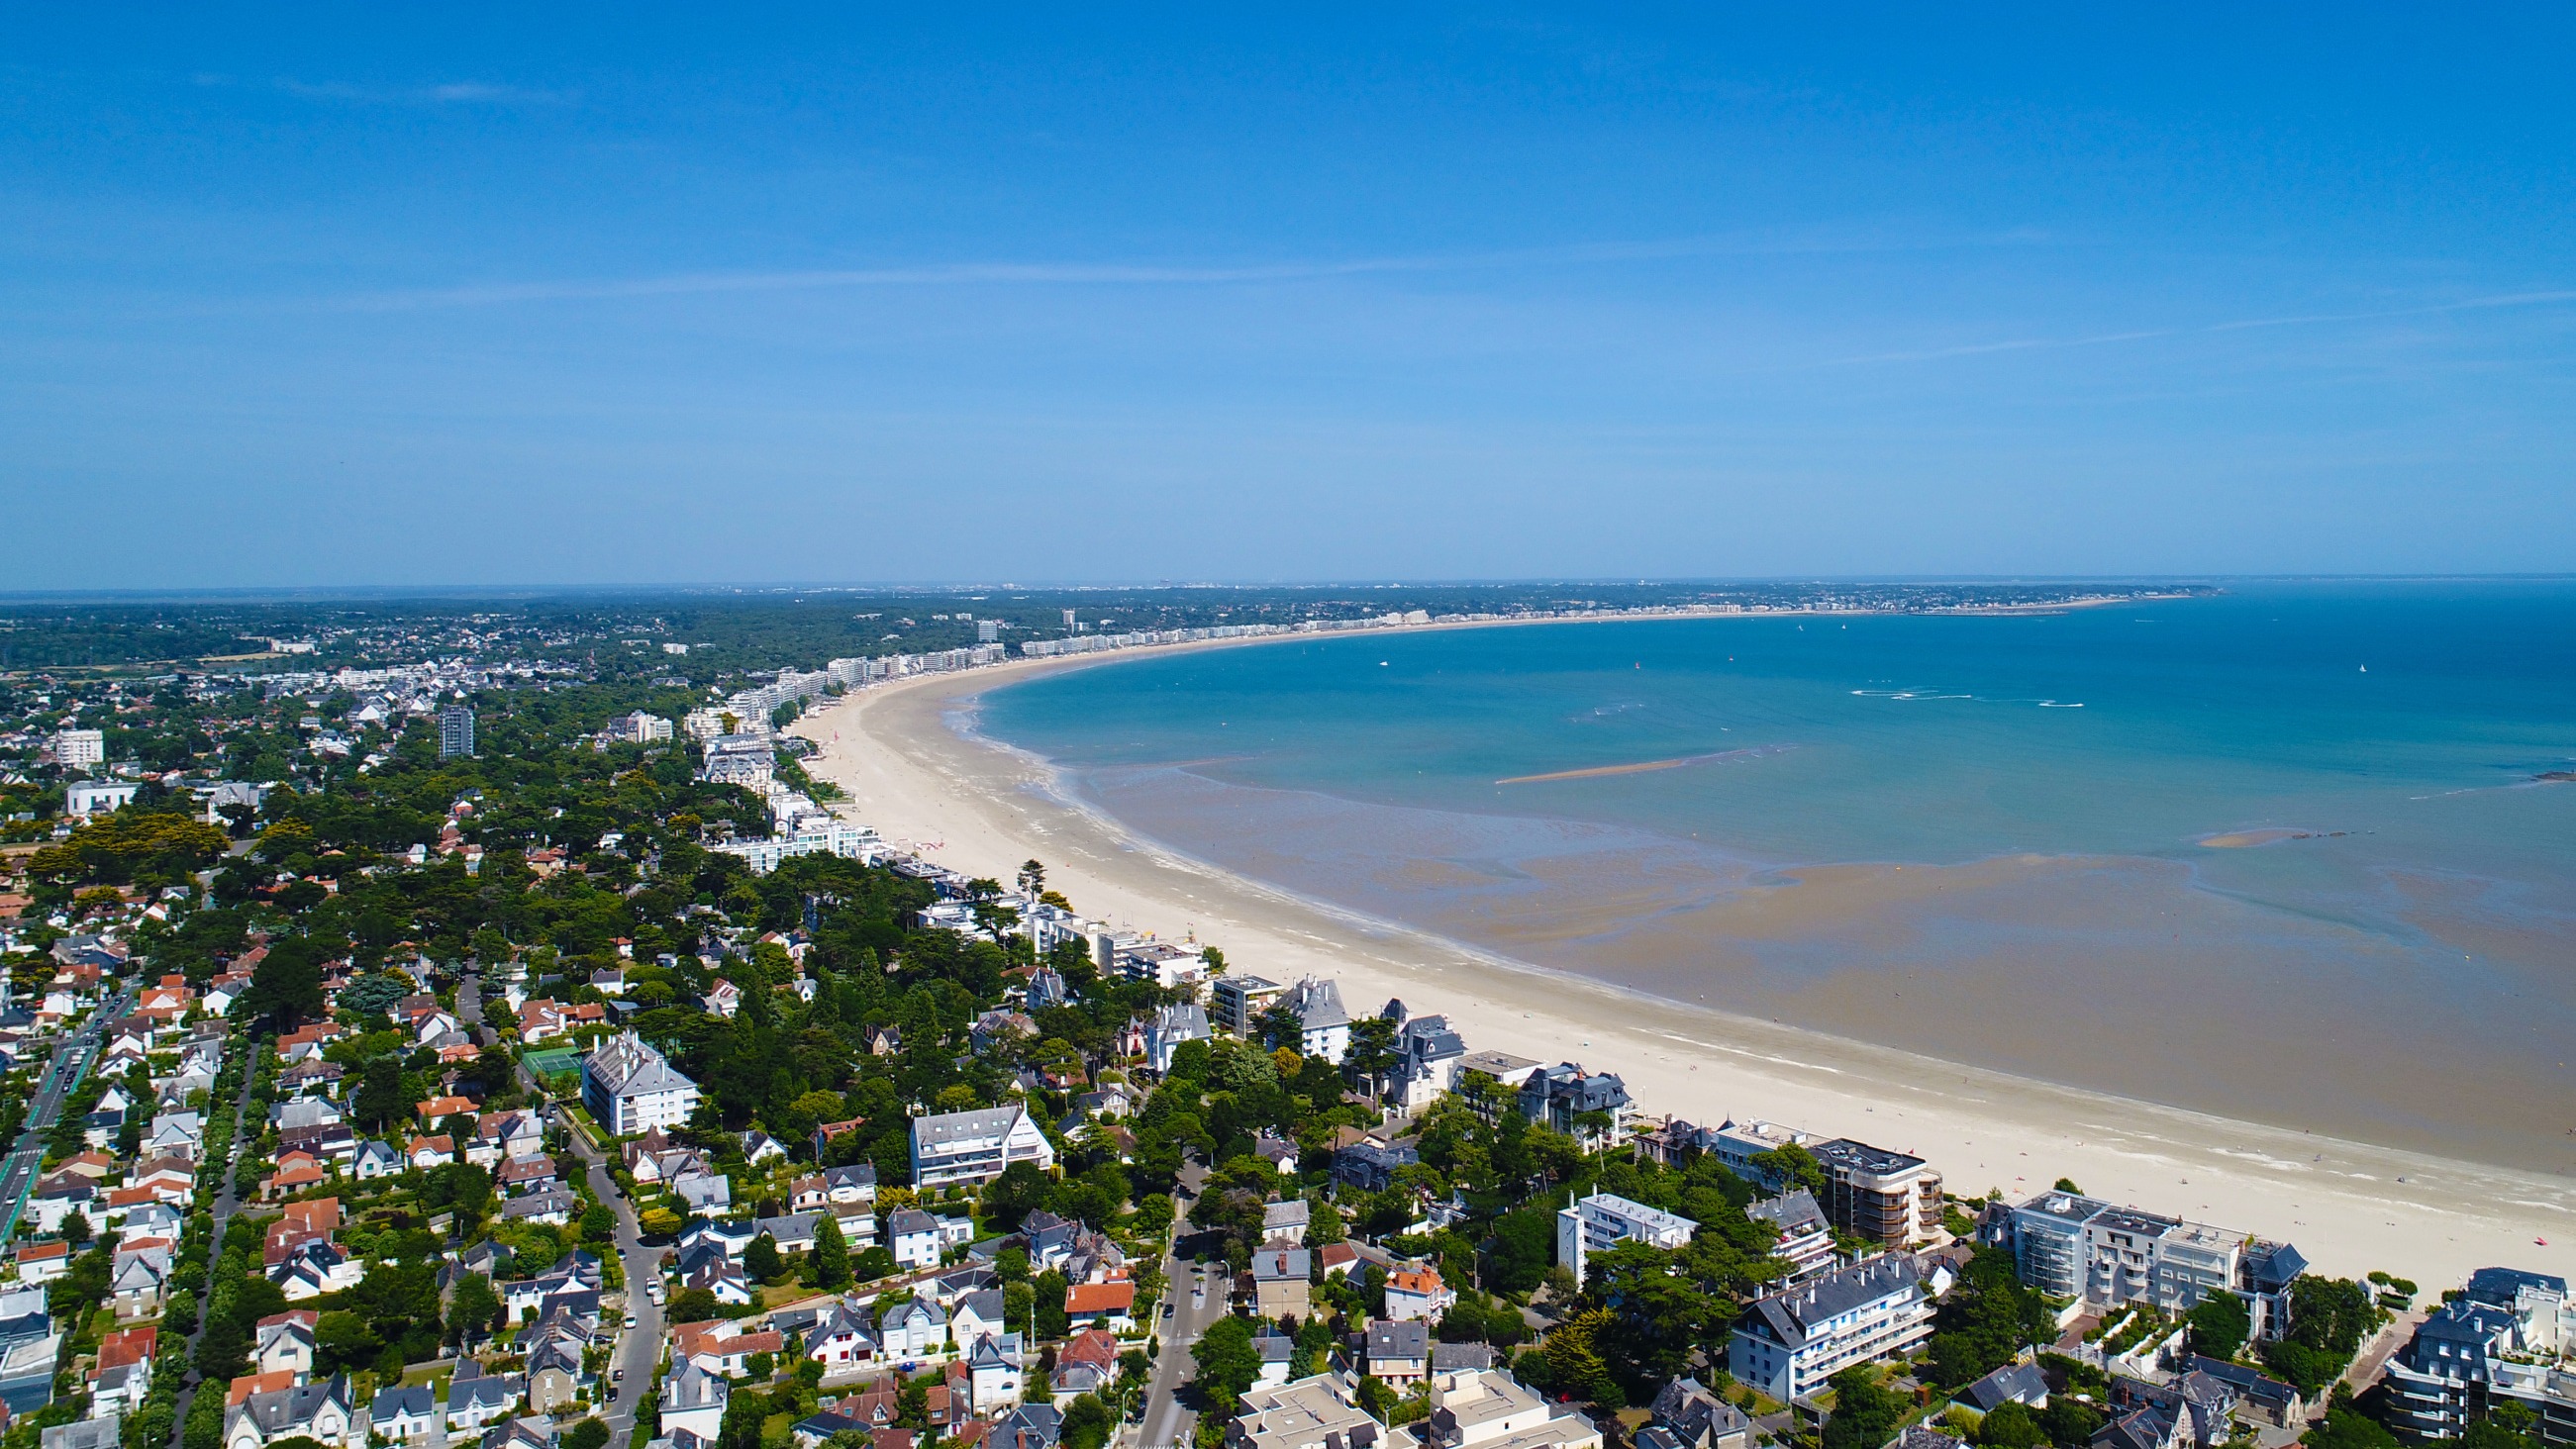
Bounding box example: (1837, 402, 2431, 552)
(793, 637, 2576, 1292)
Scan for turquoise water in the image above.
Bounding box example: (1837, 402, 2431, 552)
(977, 582, 2576, 1170)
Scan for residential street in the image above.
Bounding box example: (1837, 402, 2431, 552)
(1135, 1170, 1218, 1449)
(168, 1048, 264, 1447)
(459, 972, 663, 1449)
(0, 986, 129, 1239)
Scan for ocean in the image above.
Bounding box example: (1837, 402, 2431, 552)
(972, 581, 2576, 1173)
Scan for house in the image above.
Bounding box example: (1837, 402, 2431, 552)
(407, 1135, 455, 1169)
(271, 1241, 362, 1301)
(89, 1327, 158, 1415)
(370, 1386, 441, 1441)
(988, 1403, 1059, 1449)
(469, 1111, 545, 1167)
(502, 1188, 580, 1228)
(673, 1168, 733, 1217)
(672, 1320, 783, 1378)
(961, 1333, 1025, 1412)
(889, 1208, 972, 1271)
(878, 1298, 949, 1359)
(1250, 1249, 1311, 1321)
(1957, 1363, 2050, 1418)
(524, 1330, 590, 1412)
(446, 1364, 523, 1431)
(661, 1361, 731, 1442)
(1556, 1193, 1697, 1287)
(1143, 1003, 1210, 1074)
(222, 1373, 356, 1449)
(254, 1311, 318, 1379)
(1365, 1320, 1431, 1386)
(806, 1304, 880, 1371)
(262, 1152, 327, 1200)
(1728, 1254, 1935, 1402)
(1260, 1200, 1310, 1247)
(910, 1105, 1056, 1190)
(496, 1155, 562, 1195)
(44, 1420, 121, 1449)
(417, 1095, 479, 1123)
(13, 1243, 69, 1286)
(1747, 1190, 1839, 1281)
(1330, 1141, 1418, 1194)
(112, 1243, 170, 1313)
(1640, 1379, 1751, 1449)
(1383, 1266, 1455, 1324)
(581, 1030, 702, 1135)
(351, 1141, 401, 1180)
(1517, 1064, 1633, 1149)
(949, 1291, 1008, 1346)
(1063, 1282, 1135, 1334)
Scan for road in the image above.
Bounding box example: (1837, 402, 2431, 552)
(459, 972, 663, 1449)
(169, 1036, 264, 1447)
(1135, 1170, 1222, 1449)
(0, 985, 132, 1241)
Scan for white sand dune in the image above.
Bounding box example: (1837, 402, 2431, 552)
(794, 640, 2576, 1291)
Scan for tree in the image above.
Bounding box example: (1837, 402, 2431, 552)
(1821, 1370, 1905, 1449)
(1060, 1395, 1112, 1449)
(812, 1214, 851, 1290)
(1487, 1208, 1556, 1293)
(2303, 1394, 2398, 1449)
(2188, 1290, 2250, 1362)
(1926, 1247, 2052, 1389)
(984, 1161, 1055, 1230)
(852, 1246, 897, 1282)
(1580, 1240, 1732, 1394)
(1192, 1315, 1261, 1412)
(2460, 1402, 2541, 1449)
(581, 1204, 618, 1244)
(1975, 1403, 2044, 1449)
(1539, 1308, 1621, 1407)
(745, 1234, 784, 1283)
(1749, 1142, 1828, 1196)
(242, 936, 328, 1028)
(446, 1272, 502, 1346)
(355, 1055, 404, 1132)
(562, 1418, 611, 1449)
(314, 1310, 383, 1376)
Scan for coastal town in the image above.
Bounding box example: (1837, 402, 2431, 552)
(0, 594, 2564, 1449)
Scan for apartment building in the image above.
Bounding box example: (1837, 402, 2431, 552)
(1211, 975, 1285, 1035)
(1555, 1192, 1697, 1287)
(581, 1030, 702, 1135)
(1746, 1190, 1839, 1281)
(2383, 1268, 2575, 1443)
(909, 1104, 1057, 1190)
(1411, 1367, 1604, 1449)
(2004, 1192, 2305, 1335)
(1729, 1255, 1936, 1402)
(53, 728, 105, 770)
(1280, 978, 1352, 1064)
(1810, 1138, 1944, 1248)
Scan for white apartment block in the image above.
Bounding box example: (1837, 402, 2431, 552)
(1556, 1192, 1696, 1287)
(1729, 1255, 1934, 1402)
(910, 1104, 1056, 1190)
(2007, 1192, 2306, 1335)
(582, 1030, 703, 1135)
(54, 729, 105, 770)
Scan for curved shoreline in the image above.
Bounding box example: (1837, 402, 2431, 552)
(792, 629, 2575, 1290)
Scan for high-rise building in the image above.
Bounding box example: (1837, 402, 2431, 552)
(439, 705, 476, 758)
(53, 728, 105, 770)
(976, 619, 1001, 643)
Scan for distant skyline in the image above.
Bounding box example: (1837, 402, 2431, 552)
(6, 8, 2573, 588)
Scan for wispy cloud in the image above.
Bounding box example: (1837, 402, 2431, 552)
(1815, 289, 2576, 368)
(192, 73, 574, 107)
(323, 227, 2056, 312)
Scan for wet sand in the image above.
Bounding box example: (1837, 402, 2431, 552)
(794, 641, 2576, 1290)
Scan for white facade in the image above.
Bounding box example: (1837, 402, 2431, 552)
(1556, 1192, 1696, 1287)
(910, 1104, 1056, 1189)
(64, 781, 141, 819)
(54, 729, 105, 769)
(582, 1030, 702, 1135)
(1728, 1255, 1933, 1402)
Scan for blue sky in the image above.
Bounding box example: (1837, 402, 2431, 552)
(6, 7, 2573, 587)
